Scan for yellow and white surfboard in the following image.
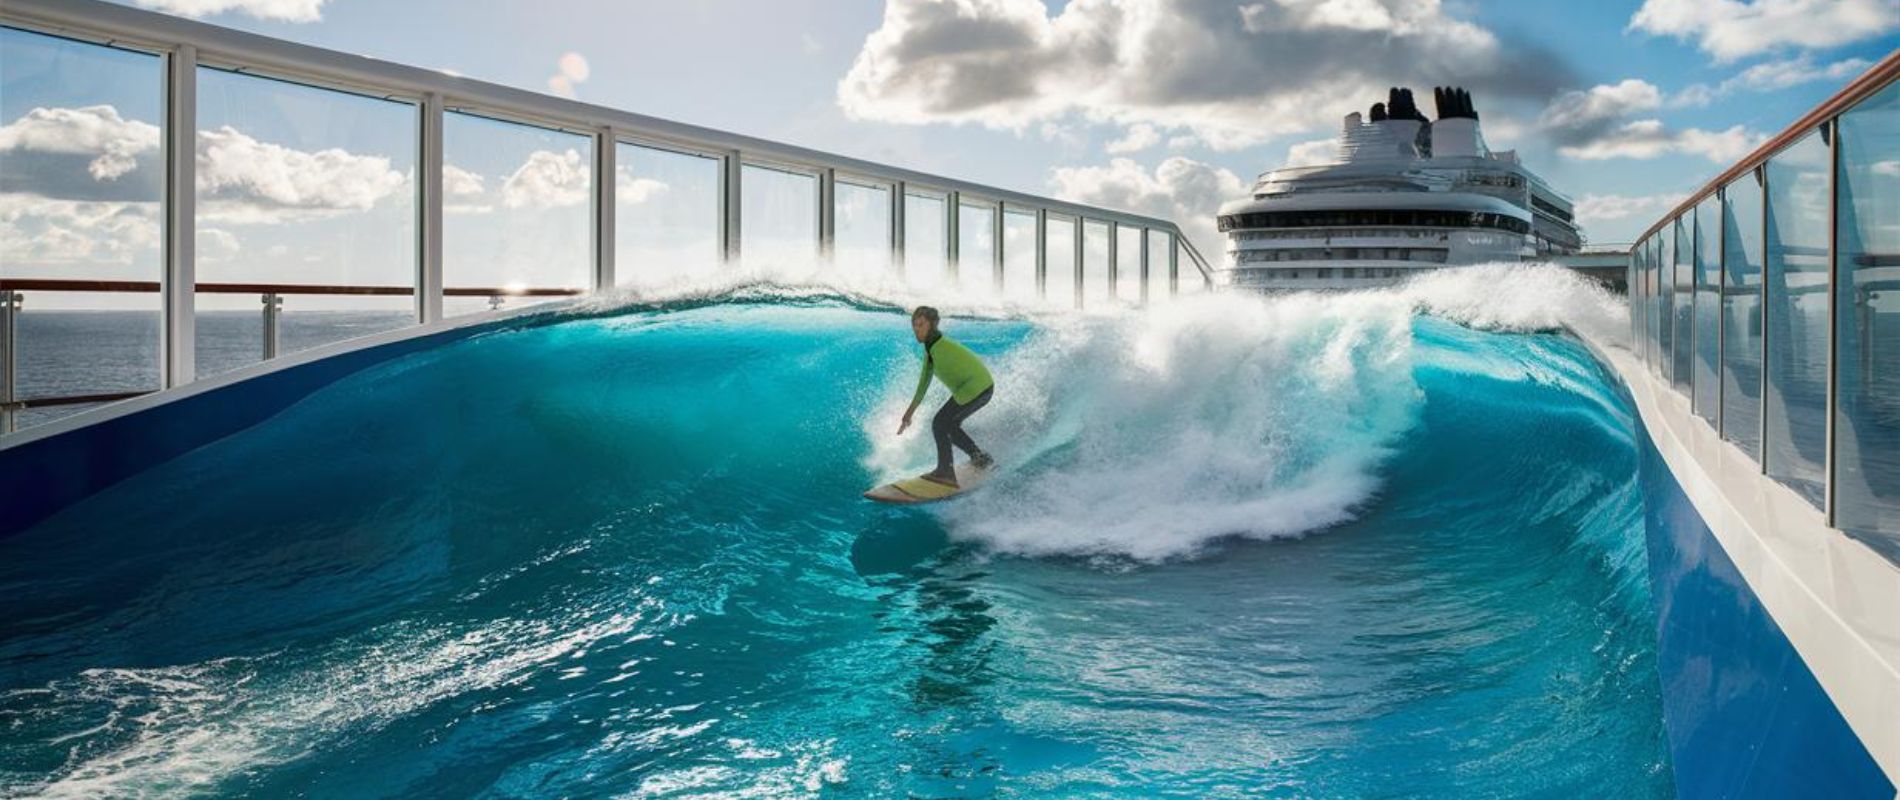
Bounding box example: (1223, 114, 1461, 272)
(863, 462, 994, 505)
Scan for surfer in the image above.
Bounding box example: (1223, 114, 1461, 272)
(897, 306, 995, 488)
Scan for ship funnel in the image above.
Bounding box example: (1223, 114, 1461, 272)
(1428, 86, 1486, 157)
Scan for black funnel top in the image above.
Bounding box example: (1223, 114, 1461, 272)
(1432, 86, 1479, 120)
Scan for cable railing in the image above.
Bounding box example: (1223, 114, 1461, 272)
(0, 0, 1217, 440)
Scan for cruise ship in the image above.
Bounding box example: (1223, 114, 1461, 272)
(1216, 86, 1583, 291)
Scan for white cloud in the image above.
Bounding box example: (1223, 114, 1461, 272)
(1105, 123, 1161, 154)
(547, 52, 591, 99)
(1283, 137, 1340, 167)
(0, 193, 160, 265)
(1627, 0, 1899, 62)
(838, 0, 1574, 151)
(1047, 156, 1245, 257)
(1558, 119, 1763, 163)
(1573, 192, 1688, 223)
(0, 105, 160, 181)
(196, 125, 408, 223)
(615, 170, 670, 204)
(1538, 79, 1663, 132)
(443, 164, 486, 197)
(132, 0, 327, 22)
(1673, 54, 1873, 105)
(198, 227, 242, 261)
(501, 148, 591, 208)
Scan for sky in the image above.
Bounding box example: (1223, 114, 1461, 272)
(2, 0, 1897, 311)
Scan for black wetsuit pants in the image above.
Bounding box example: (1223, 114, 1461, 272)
(931, 387, 993, 478)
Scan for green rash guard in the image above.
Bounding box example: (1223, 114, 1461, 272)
(911, 334, 995, 407)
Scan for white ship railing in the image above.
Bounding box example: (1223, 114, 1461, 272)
(0, 0, 1214, 436)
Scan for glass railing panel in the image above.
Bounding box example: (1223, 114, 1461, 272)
(740, 163, 816, 273)
(1001, 210, 1037, 303)
(614, 142, 720, 287)
(1082, 220, 1110, 307)
(1672, 216, 1694, 394)
(1045, 216, 1076, 308)
(1148, 230, 1173, 302)
(1764, 128, 1832, 507)
(192, 66, 417, 377)
(1660, 222, 1676, 382)
(1721, 172, 1765, 458)
(1116, 224, 1142, 303)
(0, 28, 165, 430)
(1833, 80, 1900, 554)
(832, 180, 889, 283)
(1693, 196, 1722, 423)
(903, 192, 946, 292)
(957, 202, 993, 296)
(441, 111, 591, 316)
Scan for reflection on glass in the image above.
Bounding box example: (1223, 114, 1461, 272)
(1692, 196, 1721, 423)
(1, 29, 164, 429)
(1083, 221, 1110, 306)
(957, 203, 994, 296)
(1764, 128, 1831, 507)
(833, 181, 890, 282)
(616, 143, 720, 286)
(1002, 211, 1038, 302)
(1117, 225, 1143, 302)
(1672, 216, 1694, 393)
(1148, 231, 1172, 302)
(1834, 83, 1900, 552)
(1045, 216, 1076, 308)
(1659, 223, 1675, 381)
(904, 193, 946, 291)
(193, 67, 416, 378)
(741, 164, 816, 273)
(442, 112, 591, 317)
(1721, 173, 1765, 458)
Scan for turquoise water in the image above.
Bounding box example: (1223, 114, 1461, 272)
(0, 280, 1671, 797)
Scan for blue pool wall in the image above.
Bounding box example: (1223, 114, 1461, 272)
(1637, 422, 1893, 799)
(0, 317, 520, 540)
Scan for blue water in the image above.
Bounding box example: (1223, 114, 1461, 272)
(0, 282, 1671, 797)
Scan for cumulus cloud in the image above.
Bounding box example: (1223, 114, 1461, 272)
(1573, 192, 1688, 224)
(1283, 137, 1340, 167)
(1539, 79, 1764, 163)
(502, 149, 591, 208)
(0, 105, 159, 181)
(196, 126, 408, 223)
(839, 0, 1575, 151)
(1047, 156, 1246, 256)
(1672, 54, 1874, 106)
(1105, 123, 1161, 154)
(547, 52, 591, 99)
(0, 193, 161, 265)
(133, 0, 327, 22)
(616, 170, 670, 204)
(1627, 0, 1899, 62)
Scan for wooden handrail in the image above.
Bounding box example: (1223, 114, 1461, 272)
(0, 278, 584, 297)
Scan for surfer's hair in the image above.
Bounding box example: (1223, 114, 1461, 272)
(911, 306, 940, 328)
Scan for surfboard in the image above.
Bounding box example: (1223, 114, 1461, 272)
(863, 462, 994, 505)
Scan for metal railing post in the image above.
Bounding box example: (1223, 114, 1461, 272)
(1034, 208, 1048, 300)
(162, 43, 197, 388)
(1139, 227, 1151, 305)
(1169, 233, 1180, 296)
(594, 126, 616, 290)
(945, 190, 960, 281)
(2, 291, 18, 434)
(1823, 118, 1840, 526)
(891, 180, 906, 278)
(721, 151, 742, 265)
(261, 293, 281, 360)
(818, 167, 835, 264)
(1072, 216, 1085, 309)
(1107, 221, 1119, 303)
(992, 203, 1006, 292)
(418, 92, 444, 323)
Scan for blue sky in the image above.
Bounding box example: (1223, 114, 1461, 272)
(3, 0, 1896, 309)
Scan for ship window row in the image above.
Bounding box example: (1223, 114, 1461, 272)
(1236, 247, 1449, 264)
(1218, 210, 1531, 235)
(1236, 267, 1414, 282)
(1628, 77, 1900, 563)
(1531, 194, 1574, 223)
(1231, 228, 1455, 243)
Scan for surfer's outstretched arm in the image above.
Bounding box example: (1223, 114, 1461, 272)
(899, 355, 933, 434)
